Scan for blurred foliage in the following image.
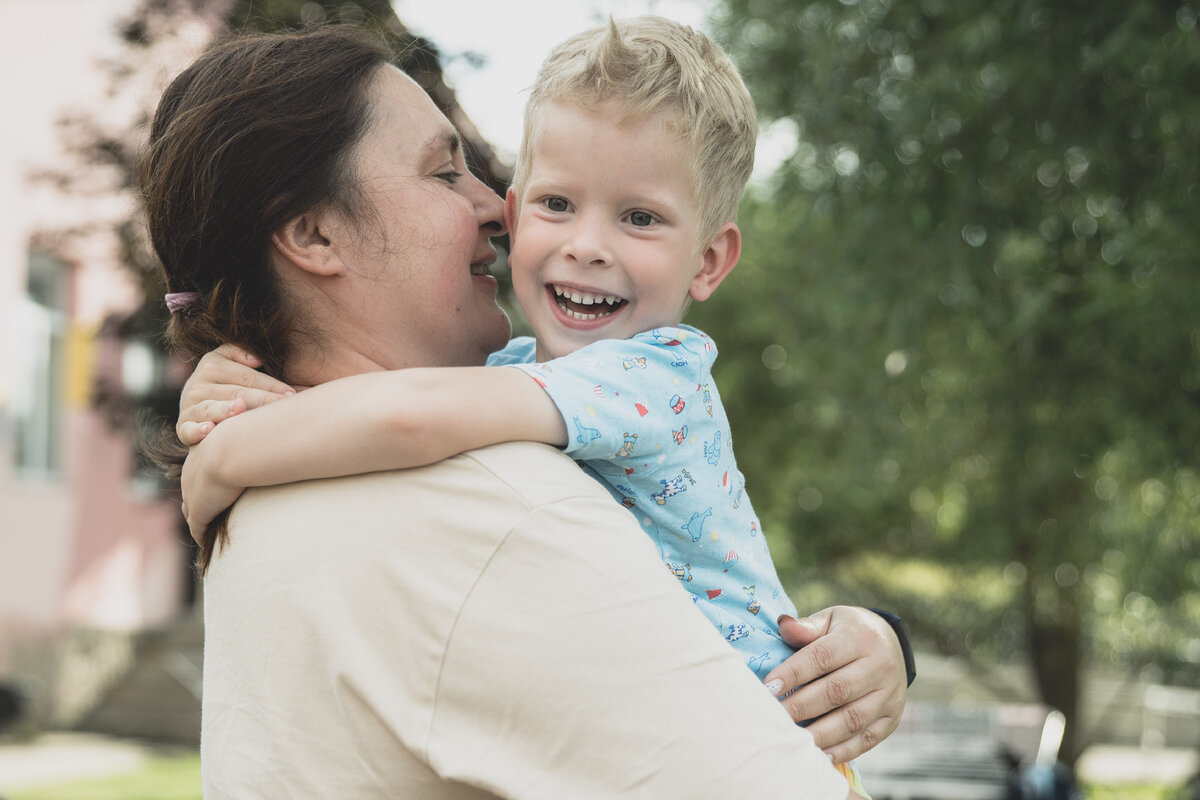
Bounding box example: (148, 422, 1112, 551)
(694, 0, 1200, 762)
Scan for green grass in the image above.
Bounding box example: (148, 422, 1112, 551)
(1083, 783, 1179, 800)
(8, 751, 200, 800)
(4, 754, 1180, 800)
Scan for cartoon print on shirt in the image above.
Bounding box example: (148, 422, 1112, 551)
(722, 472, 743, 509)
(747, 652, 773, 675)
(700, 383, 713, 416)
(650, 328, 701, 361)
(667, 562, 693, 582)
(573, 416, 601, 445)
(744, 585, 761, 616)
(614, 483, 639, 508)
(681, 507, 713, 542)
(726, 623, 749, 643)
(615, 432, 638, 458)
(672, 425, 688, 445)
(622, 356, 647, 371)
(704, 431, 722, 465)
(652, 475, 688, 505)
(669, 394, 686, 414)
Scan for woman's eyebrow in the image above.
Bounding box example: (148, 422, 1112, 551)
(420, 129, 462, 162)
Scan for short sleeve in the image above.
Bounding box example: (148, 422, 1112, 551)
(508, 326, 719, 466)
(486, 336, 537, 366)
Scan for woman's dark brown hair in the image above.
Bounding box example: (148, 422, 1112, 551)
(142, 26, 391, 572)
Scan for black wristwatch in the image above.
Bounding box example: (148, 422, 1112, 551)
(870, 609, 916, 687)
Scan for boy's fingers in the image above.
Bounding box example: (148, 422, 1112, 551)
(177, 398, 246, 433)
(177, 420, 214, 447)
(213, 343, 263, 368)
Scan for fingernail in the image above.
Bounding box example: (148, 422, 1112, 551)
(200, 422, 213, 433)
(764, 678, 784, 695)
(777, 614, 796, 625)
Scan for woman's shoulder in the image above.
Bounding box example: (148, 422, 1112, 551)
(232, 443, 617, 534)
(459, 441, 621, 507)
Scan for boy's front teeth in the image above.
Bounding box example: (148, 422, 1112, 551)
(553, 285, 621, 306)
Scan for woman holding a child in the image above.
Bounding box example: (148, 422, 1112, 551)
(152, 20, 908, 799)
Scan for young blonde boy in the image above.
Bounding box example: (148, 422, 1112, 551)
(179, 17, 869, 794)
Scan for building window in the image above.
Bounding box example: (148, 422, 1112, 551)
(13, 251, 68, 476)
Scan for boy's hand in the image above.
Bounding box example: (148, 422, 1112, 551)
(180, 426, 245, 545)
(763, 605, 906, 764)
(177, 344, 294, 445)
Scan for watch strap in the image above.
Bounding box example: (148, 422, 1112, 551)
(869, 608, 916, 687)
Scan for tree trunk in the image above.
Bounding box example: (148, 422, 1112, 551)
(1025, 580, 1084, 768)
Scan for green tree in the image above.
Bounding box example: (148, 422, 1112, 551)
(695, 0, 1200, 763)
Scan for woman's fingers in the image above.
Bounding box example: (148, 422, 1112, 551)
(799, 674, 904, 762)
(764, 605, 908, 761)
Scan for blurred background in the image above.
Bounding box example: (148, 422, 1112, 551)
(0, 0, 1197, 797)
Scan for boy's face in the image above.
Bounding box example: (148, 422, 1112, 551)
(507, 100, 714, 362)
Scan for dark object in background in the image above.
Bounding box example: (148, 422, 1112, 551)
(1004, 710, 1084, 800)
(0, 683, 27, 734)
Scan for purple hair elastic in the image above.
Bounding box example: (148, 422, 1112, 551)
(165, 292, 200, 313)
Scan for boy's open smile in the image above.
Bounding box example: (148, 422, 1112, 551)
(549, 283, 628, 321)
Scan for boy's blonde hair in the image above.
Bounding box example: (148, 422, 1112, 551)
(514, 16, 757, 244)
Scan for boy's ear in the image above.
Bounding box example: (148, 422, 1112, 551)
(688, 222, 741, 303)
(270, 210, 348, 278)
(504, 187, 520, 235)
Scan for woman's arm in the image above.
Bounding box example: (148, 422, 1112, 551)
(181, 366, 567, 542)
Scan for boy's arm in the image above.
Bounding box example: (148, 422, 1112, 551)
(180, 366, 567, 542)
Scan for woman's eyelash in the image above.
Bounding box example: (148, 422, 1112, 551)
(437, 171, 463, 184)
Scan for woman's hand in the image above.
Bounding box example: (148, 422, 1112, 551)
(177, 344, 294, 446)
(764, 605, 907, 764)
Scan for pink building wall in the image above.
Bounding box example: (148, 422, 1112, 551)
(0, 0, 201, 723)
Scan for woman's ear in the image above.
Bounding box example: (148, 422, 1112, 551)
(270, 210, 348, 277)
(688, 222, 742, 303)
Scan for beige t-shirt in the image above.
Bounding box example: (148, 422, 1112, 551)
(201, 442, 849, 799)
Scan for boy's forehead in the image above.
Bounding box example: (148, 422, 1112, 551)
(527, 99, 695, 167)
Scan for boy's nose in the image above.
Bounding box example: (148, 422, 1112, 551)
(563, 222, 612, 267)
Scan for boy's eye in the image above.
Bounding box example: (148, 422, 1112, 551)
(437, 171, 463, 184)
(544, 196, 570, 212)
(628, 210, 656, 227)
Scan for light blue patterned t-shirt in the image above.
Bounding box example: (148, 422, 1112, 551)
(488, 325, 798, 678)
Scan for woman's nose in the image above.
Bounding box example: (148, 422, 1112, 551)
(464, 171, 506, 235)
